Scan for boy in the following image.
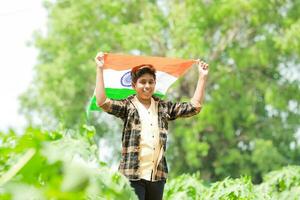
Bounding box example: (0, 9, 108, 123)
(94, 52, 208, 200)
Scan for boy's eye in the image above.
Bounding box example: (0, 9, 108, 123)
(139, 79, 155, 85)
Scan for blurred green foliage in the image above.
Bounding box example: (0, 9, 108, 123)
(2, 129, 300, 199)
(164, 166, 300, 200)
(0, 128, 137, 200)
(18, 0, 300, 184)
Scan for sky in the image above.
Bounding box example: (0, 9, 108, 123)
(0, 0, 47, 132)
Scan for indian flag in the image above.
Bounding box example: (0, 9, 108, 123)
(87, 53, 197, 112)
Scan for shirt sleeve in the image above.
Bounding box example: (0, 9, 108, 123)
(166, 101, 201, 121)
(97, 98, 128, 120)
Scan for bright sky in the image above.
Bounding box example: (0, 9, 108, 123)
(0, 1, 47, 132)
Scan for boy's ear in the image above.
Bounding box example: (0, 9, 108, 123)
(131, 82, 136, 89)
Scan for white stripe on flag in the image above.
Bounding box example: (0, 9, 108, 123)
(103, 69, 177, 94)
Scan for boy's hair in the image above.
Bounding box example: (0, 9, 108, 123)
(131, 64, 156, 83)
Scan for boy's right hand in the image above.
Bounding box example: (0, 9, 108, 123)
(95, 52, 105, 68)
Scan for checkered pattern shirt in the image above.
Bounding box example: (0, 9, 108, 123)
(103, 94, 201, 181)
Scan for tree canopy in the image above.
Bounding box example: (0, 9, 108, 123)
(20, 0, 300, 182)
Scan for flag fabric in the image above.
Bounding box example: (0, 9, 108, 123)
(87, 53, 197, 112)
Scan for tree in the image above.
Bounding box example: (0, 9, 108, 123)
(20, 0, 300, 182)
(165, 0, 300, 182)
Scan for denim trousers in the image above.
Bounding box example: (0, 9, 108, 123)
(130, 179, 166, 200)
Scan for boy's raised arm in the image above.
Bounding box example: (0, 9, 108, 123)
(95, 52, 108, 107)
(191, 60, 209, 109)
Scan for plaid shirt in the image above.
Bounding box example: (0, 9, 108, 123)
(103, 94, 201, 181)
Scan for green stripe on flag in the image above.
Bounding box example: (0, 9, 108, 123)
(87, 88, 164, 112)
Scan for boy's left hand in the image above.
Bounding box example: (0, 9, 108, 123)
(196, 59, 209, 77)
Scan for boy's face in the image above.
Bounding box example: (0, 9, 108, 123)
(132, 73, 156, 100)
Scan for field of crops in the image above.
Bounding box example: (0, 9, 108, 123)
(1, 127, 300, 200)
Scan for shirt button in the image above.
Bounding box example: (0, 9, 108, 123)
(150, 123, 152, 126)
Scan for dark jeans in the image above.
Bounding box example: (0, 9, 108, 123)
(130, 179, 166, 200)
